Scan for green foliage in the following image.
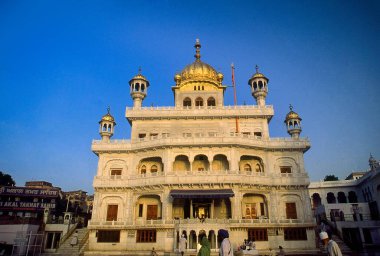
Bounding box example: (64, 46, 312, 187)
(0, 171, 16, 186)
(324, 174, 339, 181)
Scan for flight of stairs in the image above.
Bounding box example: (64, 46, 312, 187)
(54, 228, 89, 256)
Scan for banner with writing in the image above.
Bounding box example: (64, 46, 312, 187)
(0, 186, 59, 197)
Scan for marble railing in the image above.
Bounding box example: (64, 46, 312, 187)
(125, 105, 274, 119)
(87, 217, 315, 228)
(93, 171, 310, 188)
(92, 134, 310, 152)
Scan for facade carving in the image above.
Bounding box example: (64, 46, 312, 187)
(88, 40, 315, 254)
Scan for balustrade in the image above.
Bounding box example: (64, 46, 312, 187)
(88, 217, 313, 229)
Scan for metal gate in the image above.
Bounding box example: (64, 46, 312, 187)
(12, 231, 44, 256)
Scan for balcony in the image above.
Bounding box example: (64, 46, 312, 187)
(92, 133, 310, 153)
(125, 105, 274, 120)
(87, 217, 315, 230)
(93, 170, 310, 188)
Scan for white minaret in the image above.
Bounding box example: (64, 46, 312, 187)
(129, 68, 150, 108)
(99, 107, 116, 142)
(248, 65, 269, 107)
(284, 104, 302, 139)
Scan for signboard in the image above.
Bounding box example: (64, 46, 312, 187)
(0, 201, 56, 210)
(0, 186, 59, 197)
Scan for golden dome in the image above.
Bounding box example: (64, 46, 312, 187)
(179, 60, 219, 81)
(250, 65, 268, 79)
(175, 39, 222, 85)
(99, 107, 116, 123)
(252, 72, 266, 78)
(285, 105, 302, 122)
(129, 68, 149, 86)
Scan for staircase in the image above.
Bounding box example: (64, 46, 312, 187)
(54, 228, 89, 256)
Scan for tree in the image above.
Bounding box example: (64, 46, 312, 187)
(0, 171, 16, 186)
(324, 174, 339, 181)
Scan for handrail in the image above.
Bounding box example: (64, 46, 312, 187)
(59, 223, 78, 245)
(78, 229, 89, 253)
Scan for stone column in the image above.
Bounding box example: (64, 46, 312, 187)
(190, 199, 193, 218)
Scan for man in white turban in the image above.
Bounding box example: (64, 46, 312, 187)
(319, 231, 342, 256)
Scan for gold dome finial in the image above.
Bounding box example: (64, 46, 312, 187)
(289, 104, 293, 111)
(255, 65, 259, 73)
(107, 106, 110, 114)
(194, 38, 201, 60)
(138, 66, 142, 74)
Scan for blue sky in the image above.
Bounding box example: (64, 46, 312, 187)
(0, 0, 379, 193)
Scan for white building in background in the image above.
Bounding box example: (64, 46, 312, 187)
(309, 155, 380, 249)
(87, 40, 316, 255)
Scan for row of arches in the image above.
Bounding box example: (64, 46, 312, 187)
(311, 191, 358, 207)
(100, 192, 304, 222)
(130, 82, 147, 93)
(101, 123, 112, 132)
(251, 80, 267, 91)
(104, 156, 300, 177)
(183, 97, 216, 107)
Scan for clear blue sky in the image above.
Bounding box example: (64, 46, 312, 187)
(0, 0, 379, 193)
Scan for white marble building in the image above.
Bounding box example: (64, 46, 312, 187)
(309, 155, 380, 249)
(87, 40, 316, 254)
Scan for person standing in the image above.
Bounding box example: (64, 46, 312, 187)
(197, 234, 210, 256)
(70, 231, 78, 247)
(319, 231, 342, 256)
(151, 247, 158, 256)
(179, 234, 187, 256)
(278, 246, 285, 256)
(218, 229, 233, 256)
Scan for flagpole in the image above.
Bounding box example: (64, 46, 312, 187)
(231, 63, 239, 133)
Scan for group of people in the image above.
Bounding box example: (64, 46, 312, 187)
(177, 229, 233, 256)
(154, 229, 342, 256)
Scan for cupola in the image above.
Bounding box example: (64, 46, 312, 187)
(129, 68, 150, 108)
(173, 39, 224, 87)
(285, 105, 302, 139)
(248, 65, 269, 107)
(99, 107, 116, 142)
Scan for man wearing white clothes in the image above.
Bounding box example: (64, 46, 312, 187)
(319, 231, 342, 256)
(218, 229, 233, 256)
(179, 234, 187, 256)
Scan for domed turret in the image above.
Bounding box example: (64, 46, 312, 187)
(248, 65, 269, 107)
(129, 68, 150, 108)
(285, 105, 302, 139)
(99, 107, 116, 142)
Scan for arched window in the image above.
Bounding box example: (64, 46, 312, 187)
(141, 165, 146, 175)
(195, 97, 203, 107)
(244, 164, 252, 172)
(258, 81, 263, 89)
(107, 124, 112, 132)
(207, 97, 216, 107)
(135, 83, 140, 91)
(194, 86, 196, 90)
(255, 163, 262, 172)
(326, 192, 336, 204)
(337, 192, 347, 203)
(141, 84, 145, 92)
(253, 82, 257, 90)
(183, 98, 192, 107)
(151, 165, 158, 173)
(348, 191, 358, 203)
(103, 124, 107, 131)
(312, 193, 322, 208)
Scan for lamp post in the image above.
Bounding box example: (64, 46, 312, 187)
(65, 195, 71, 212)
